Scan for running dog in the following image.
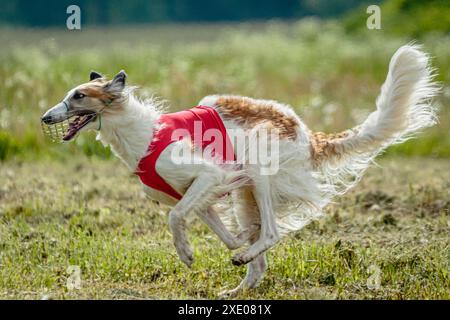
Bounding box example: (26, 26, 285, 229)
(41, 44, 438, 296)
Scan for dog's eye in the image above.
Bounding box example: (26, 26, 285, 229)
(73, 92, 85, 100)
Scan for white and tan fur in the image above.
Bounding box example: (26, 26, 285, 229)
(42, 45, 439, 296)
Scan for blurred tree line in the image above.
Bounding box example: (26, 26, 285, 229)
(0, 0, 377, 26)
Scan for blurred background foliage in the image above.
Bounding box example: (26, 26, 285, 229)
(0, 0, 449, 161)
(344, 0, 450, 36)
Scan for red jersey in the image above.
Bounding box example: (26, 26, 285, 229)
(135, 105, 235, 200)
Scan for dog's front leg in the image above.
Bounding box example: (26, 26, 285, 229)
(168, 172, 220, 267)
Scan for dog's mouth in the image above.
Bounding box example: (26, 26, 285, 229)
(41, 111, 97, 142)
(63, 112, 97, 141)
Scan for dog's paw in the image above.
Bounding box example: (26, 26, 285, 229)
(231, 251, 252, 266)
(175, 242, 194, 267)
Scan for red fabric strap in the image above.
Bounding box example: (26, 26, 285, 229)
(135, 105, 235, 200)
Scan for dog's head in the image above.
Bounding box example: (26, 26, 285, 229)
(41, 70, 127, 141)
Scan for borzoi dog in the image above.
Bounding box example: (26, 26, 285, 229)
(41, 44, 438, 296)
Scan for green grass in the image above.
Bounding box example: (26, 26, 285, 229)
(0, 158, 448, 299)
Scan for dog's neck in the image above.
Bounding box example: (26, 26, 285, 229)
(96, 94, 161, 171)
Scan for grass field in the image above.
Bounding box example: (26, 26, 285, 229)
(0, 158, 448, 299)
(0, 20, 449, 299)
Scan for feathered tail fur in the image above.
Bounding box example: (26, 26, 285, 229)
(313, 44, 439, 195)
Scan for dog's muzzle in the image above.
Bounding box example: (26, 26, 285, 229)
(41, 101, 98, 143)
(41, 118, 71, 143)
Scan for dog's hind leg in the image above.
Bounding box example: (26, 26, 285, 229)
(197, 206, 259, 250)
(232, 175, 279, 266)
(219, 187, 267, 298)
(219, 253, 267, 298)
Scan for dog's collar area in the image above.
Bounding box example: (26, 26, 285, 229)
(97, 113, 102, 131)
(96, 103, 110, 131)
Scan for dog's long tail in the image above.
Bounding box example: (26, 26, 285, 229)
(312, 44, 439, 194)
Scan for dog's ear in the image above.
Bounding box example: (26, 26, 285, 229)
(105, 70, 127, 96)
(89, 70, 103, 81)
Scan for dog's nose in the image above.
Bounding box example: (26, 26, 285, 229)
(41, 114, 53, 124)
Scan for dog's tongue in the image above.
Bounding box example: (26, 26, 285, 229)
(63, 118, 81, 141)
(63, 126, 78, 141)
(63, 114, 97, 141)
